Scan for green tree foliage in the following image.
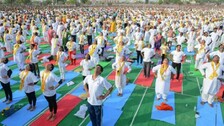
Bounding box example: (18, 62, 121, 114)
(4, 0, 16, 4)
(17, 0, 31, 4)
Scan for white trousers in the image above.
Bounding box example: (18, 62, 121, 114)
(201, 93, 215, 104)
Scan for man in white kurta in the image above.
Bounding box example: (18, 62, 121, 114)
(13, 41, 26, 71)
(152, 58, 176, 101)
(113, 41, 128, 63)
(3, 31, 12, 52)
(88, 40, 102, 66)
(51, 34, 61, 57)
(112, 56, 131, 96)
(0, 42, 5, 59)
(194, 40, 209, 70)
(56, 47, 67, 81)
(199, 55, 224, 107)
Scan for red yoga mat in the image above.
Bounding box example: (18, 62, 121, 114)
(30, 94, 81, 126)
(107, 68, 129, 81)
(84, 45, 89, 50)
(8, 56, 13, 60)
(66, 59, 82, 71)
(43, 60, 57, 66)
(216, 85, 224, 97)
(4, 52, 12, 56)
(38, 53, 51, 60)
(170, 74, 183, 93)
(134, 70, 154, 87)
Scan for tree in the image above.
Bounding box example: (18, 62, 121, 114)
(17, 0, 31, 4)
(4, 0, 16, 4)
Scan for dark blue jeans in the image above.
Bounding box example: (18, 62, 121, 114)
(88, 103, 102, 126)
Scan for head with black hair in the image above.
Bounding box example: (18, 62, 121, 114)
(1, 58, 9, 64)
(95, 64, 103, 75)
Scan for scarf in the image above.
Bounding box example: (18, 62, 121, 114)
(79, 34, 84, 44)
(56, 51, 62, 63)
(116, 61, 125, 76)
(29, 49, 34, 60)
(16, 35, 21, 42)
(116, 45, 123, 56)
(68, 41, 74, 51)
(41, 71, 51, 92)
(209, 62, 220, 80)
(53, 38, 58, 48)
(98, 36, 104, 46)
(13, 44, 20, 55)
(19, 71, 29, 90)
(197, 45, 205, 54)
(89, 44, 97, 56)
(30, 35, 34, 44)
(160, 64, 168, 81)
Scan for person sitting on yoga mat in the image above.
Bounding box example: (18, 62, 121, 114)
(152, 58, 176, 101)
(199, 55, 224, 107)
(0, 58, 13, 104)
(83, 64, 113, 126)
(19, 64, 39, 111)
(40, 64, 63, 121)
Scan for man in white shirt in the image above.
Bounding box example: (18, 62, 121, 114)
(29, 44, 41, 77)
(141, 44, 155, 78)
(170, 45, 186, 80)
(83, 64, 113, 126)
(207, 44, 224, 67)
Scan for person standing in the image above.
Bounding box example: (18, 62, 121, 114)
(88, 40, 102, 66)
(66, 37, 78, 65)
(152, 58, 176, 101)
(141, 44, 155, 78)
(112, 56, 131, 96)
(29, 44, 41, 77)
(56, 46, 67, 81)
(40, 64, 63, 121)
(199, 55, 224, 107)
(0, 58, 13, 104)
(170, 45, 186, 80)
(19, 64, 39, 111)
(80, 54, 94, 80)
(83, 64, 113, 126)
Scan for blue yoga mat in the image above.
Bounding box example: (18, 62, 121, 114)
(131, 61, 143, 68)
(184, 48, 195, 56)
(0, 80, 18, 90)
(104, 84, 136, 110)
(196, 97, 224, 126)
(1, 93, 61, 126)
(7, 61, 16, 66)
(151, 92, 176, 125)
(57, 71, 79, 89)
(11, 68, 20, 78)
(70, 84, 85, 97)
(0, 85, 40, 112)
(87, 106, 122, 126)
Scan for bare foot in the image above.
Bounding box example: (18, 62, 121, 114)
(200, 101, 205, 105)
(2, 99, 8, 103)
(46, 113, 53, 120)
(50, 114, 56, 121)
(27, 106, 32, 110)
(117, 93, 123, 97)
(157, 98, 161, 100)
(30, 106, 36, 111)
(209, 104, 213, 107)
(6, 100, 12, 104)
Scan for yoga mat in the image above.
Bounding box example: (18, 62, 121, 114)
(87, 106, 122, 126)
(7, 61, 16, 66)
(43, 60, 57, 66)
(70, 84, 85, 97)
(38, 53, 51, 60)
(0, 85, 40, 112)
(74, 66, 82, 73)
(65, 59, 82, 71)
(30, 94, 81, 126)
(98, 61, 111, 67)
(8, 56, 13, 61)
(216, 85, 224, 98)
(107, 71, 119, 81)
(4, 52, 12, 56)
(134, 70, 154, 87)
(170, 74, 183, 93)
(151, 92, 176, 125)
(57, 71, 80, 89)
(1, 93, 61, 126)
(104, 84, 136, 110)
(131, 61, 143, 68)
(184, 47, 195, 56)
(11, 68, 20, 78)
(196, 97, 224, 126)
(40, 42, 49, 45)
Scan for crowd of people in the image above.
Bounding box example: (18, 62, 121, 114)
(0, 5, 223, 125)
